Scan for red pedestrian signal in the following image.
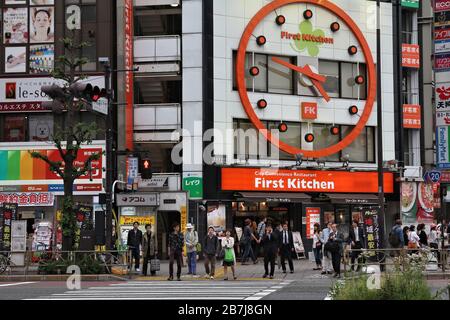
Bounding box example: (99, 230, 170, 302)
(140, 158, 152, 180)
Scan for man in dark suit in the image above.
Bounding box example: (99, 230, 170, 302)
(348, 220, 366, 271)
(279, 223, 295, 274)
(329, 224, 345, 278)
(127, 222, 143, 272)
(259, 224, 279, 279)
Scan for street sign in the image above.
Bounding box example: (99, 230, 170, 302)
(425, 171, 442, 183)
(92, 98, 108, 115)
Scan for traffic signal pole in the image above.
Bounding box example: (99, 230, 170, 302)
(104, 62, 114, 250)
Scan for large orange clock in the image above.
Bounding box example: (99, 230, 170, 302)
(235, 0, 377, 158)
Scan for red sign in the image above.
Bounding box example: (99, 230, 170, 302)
(435, 0, 450, 12)
(402, 44, 420, 68)
(0, 102, 46, 112)
(441, 171, 450, 183)
(221, 168, 394, 194)
(45, 148, 103, 180)
(124, 0, 134, 151)
(306, 208, 321, 239)
(435, 27, 450, 41)
(0, 193, 54, 207)
(403, 104, 421, 129)
(435, 54, 450, 70)
(301, 102, 318, 120)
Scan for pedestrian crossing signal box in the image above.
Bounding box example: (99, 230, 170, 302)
(140, 158, 153, 180)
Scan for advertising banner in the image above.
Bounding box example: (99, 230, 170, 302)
(436, 82, 450, 111)
(3, 8, 28, 44)
(403, 104, 421, 128)
(401, 44, 420, 68)
(363, 207, 381, 259)
(183, 173, 203, 199)
(401, 182, 435, 224)
(1, 203, 18, 251)
(435, 0, 450, 12)
(207, 204, 226, 233)
(437, 126, 450, 168)
(221, 168, 394, 193)
(435, 11, 450, 27)
(124, 0, 134, 151)
(305, 207, 320, 240)
(0, 192, 54, 207)
(435, 53, 450, 71)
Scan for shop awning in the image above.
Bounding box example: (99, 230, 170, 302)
(236, 192, 311, 203)
(324, 193, 380, 205)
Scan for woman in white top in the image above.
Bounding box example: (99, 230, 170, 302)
(222, 230, 237, 281)
(408, 225, 420, 251)
(312, 223, 322, 271)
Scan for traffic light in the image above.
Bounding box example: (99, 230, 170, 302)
(140, 158, 153, 180)
(69, 82, 107, 102)
(41, 84, 67, 113)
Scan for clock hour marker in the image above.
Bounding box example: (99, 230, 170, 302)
(275, 15, 286, 25)
(303, 10, 313, 20)
(349, 105, 359, 115)
(330, 22, 340, 32)
(249, 66, 260, 76)
(305, 133, 315, 143)
(348, 45, 358, 55)
(257, 99, 267, 109)
(256, 35, 267, 46)
(355, 75, 365, 85)
(330, 126, 340, 135)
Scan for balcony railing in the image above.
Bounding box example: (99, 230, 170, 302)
(134, 35, 181, 63)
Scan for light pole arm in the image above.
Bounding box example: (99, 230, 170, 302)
(112, 180, 127, 204)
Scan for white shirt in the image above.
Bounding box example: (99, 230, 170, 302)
(408, 231, 420, 244)
(429, 230, 438, 244)
(313, 233, 321, 248)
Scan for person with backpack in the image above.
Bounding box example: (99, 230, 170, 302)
(389, 219, 404, 256)
(203, 226, 220, 280)
(185, 223, 198, 276)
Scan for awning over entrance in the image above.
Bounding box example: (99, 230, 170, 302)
(236, 192, 311, 203)
(324, 193, 380, 205)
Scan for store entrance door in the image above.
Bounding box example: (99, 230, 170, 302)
(335, 206, 351, 240)
(157, 211, 181, 259)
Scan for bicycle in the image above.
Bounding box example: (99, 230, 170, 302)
(0, 252, 15, 275)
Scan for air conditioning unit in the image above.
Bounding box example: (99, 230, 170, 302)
(403, 166, 423, 179)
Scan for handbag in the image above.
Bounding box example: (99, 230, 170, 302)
(224, 248, 234, 263)
(150, 259, 160, 272)
(196, 242, 202, 253)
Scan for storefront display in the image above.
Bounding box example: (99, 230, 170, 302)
(207, 204, 226, 233)
(32, 221, 52, 251)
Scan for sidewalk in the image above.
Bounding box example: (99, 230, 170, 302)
(132, 257, 323, 281)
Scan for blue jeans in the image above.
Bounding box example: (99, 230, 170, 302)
(187, 251, 197, 274)
(313, 247, 322, 266)
(241, 241, 256, 263)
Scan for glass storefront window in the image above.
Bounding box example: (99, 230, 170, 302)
(342, 125, 375, 163)
(312, 124, 340, 161)
(268, 55, 294, 94)
(319, 60, 339, 98)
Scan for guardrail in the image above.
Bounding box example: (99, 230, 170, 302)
(342, 246, 449, 275)
(0, 250, 132, 279)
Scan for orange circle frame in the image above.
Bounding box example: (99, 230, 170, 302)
(235, 0, 377, 158)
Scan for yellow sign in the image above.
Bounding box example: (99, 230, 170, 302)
(180, 205, 187, 233)
(119, 216, 155, 226)
(56, 210, 62, 222)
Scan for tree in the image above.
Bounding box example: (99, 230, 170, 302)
(30, 35, 103, 250)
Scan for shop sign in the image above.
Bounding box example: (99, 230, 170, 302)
(437, 126, 450, 168)
(124, 0, 134, 150)
(126, 157, 138, 190)
(403, 104, 421, 128)
(436, 82, 450, 111)
(221, 168, 394, 194)
(401, 0, 419, 8)
(436, 111, 450, 126)
(284, 20, 333, 57)
(435, 11, 450, 27)
(183, 173, 203, 199)
(401, 182, 435, 224)
(363, 207, 381, 258)
(401, 44, 420, 68)
(139, 176, 169, 189)
(441, 171, 450, 182)
(435, 53, 450, 71)
(306, 207, 320, 240)
(1, 203, 18, 251)
(0, 192, 54, 207)
(116, 193, 159, 207)
(435, 0, 450, 12)
(119, 216, 154, 226)
(301, 102, 317, 120)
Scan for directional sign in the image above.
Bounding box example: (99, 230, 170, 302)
(426, 171, 442, 183)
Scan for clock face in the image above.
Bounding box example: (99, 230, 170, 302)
(235, 0, 376, 159)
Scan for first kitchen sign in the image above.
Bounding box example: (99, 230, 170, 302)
(221, 168, 394, 194)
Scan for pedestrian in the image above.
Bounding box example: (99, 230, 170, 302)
(222, 229, 237, 281)
(279, 223, 295, 274)
(203, 226, 220, 279)
(429, 223, 440, 265)
(127, 222, 143, 273)
(256, 217, 267, 256)
(408, 225, 420, 252)
(417, 223, 428, 247)
(389, 219, 404, 256)
(327, 224, 345, 278)
(167, 222, 184, 281)
(142, 223, 158, 276)
(241, 219, 258, 265)
(403, 226, 410, 248)
(251, 219, 258, 257)
(185, 223, 198, 276)
(259, 224, 279, 279)
(320, 222, 333, 275)
(348, 220, 366, 271)
(312, 223, 322, 271)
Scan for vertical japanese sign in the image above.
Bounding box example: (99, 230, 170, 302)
(126, 157, 138, 190)
(401, 44, 420, 68)
(437, 126, 450, 168)
(363, 207, 380, 259)
(434, 0, 450, 71)
(124, 0, 134, 151)
(1, 203, 18, 251)
(402, 104, 421, 128)
(305, 207, 320, 239)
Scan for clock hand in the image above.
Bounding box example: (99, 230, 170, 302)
(271, 57, 326, 83)
(304, 65, 331, 102)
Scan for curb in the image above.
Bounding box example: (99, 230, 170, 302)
(0, 274, 128, 282)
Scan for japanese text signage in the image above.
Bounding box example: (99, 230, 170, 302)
(363, 207, 381, 259)
(403, 104, 421, 128)
(401, 0, 419, 8)
(0, 193, 54, 207)
(124, 0, 134, 151)
(116, 193, 159, 207)
(1, 203, 18, 251)
(435, 0, 450, 12)
(183, 173, 203, 199)
(435, 27, 450, 54)
(402, 44, 420, 68)
(306, 208, 320, 240)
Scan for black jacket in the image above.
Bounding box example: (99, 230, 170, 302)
(328, 231, 345, 255)
(203, 235, 220, 255)
(348, 226, 366, 248)
(279, 230, 294, 251)
(127, 229, 143, 249)
(261, 232, 279, 255)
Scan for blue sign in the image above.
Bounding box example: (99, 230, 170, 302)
(426, 171, 442, 183)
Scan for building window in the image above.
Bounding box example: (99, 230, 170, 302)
(319, 60, 340, 98)
(341, 125, 375, 162)
(341, 62, 367, 99)
(312, 124, 340, 161)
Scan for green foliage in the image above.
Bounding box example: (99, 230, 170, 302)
(61, 197, 77, 239)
